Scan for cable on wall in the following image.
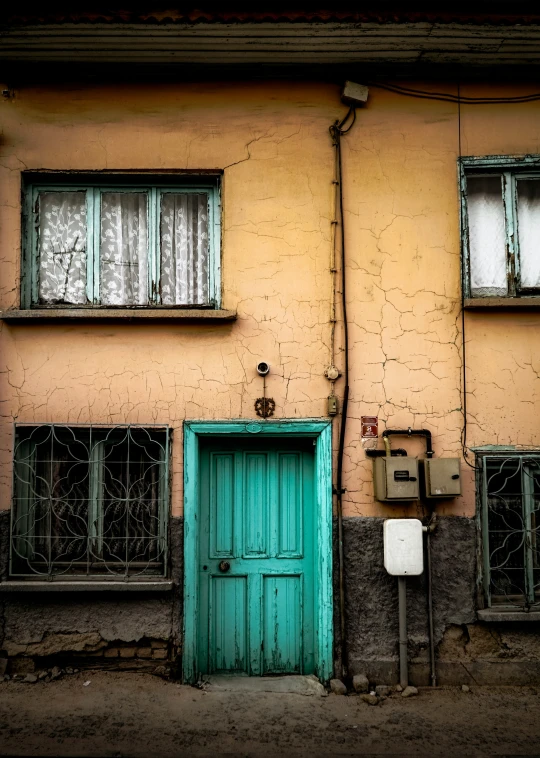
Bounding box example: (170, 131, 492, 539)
(329, 104, 356, 680)
(367, 81, 540, 105)
(369, 78, 491, 469)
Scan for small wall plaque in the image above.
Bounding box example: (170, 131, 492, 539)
(361, 416, 378, 438)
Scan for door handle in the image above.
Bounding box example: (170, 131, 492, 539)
(218, 560, 231, 573)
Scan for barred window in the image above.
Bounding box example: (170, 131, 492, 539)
(480, 454, 540, 609)
(11, 425, 169, 579)
(461, 159, 540, 300)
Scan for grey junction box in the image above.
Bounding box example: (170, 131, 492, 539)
(421, 458, 461, 498)
(373, 457, 420, 502)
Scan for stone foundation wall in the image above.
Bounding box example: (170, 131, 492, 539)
(340, 516, 540, 686)
(2, 512, 540, 684)
(0, 514, 183, 677)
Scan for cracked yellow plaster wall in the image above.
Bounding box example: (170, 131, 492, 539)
(0, 80, 539, 520)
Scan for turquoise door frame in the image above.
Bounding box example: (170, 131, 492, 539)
(183, 420, 333, 684)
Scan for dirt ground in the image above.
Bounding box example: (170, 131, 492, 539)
(1, 673, 540, 757)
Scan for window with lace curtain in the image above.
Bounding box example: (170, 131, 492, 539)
(21, 175, 220, 308)
(461, 157, 540, 300)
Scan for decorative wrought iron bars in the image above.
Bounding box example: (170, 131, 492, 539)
(480, 454, 540, 609)
(11, 424, 170, 579)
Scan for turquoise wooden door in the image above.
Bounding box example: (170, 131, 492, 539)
(198, 438, 315, 676)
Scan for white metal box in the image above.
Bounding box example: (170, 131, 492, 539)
(383, 519, 424, 576)
(421, 458, 461, 498)
(373, 456, 420, 502)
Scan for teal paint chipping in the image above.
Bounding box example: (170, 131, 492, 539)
(263, 575, 302, 674)
(183, 420, 333, 684)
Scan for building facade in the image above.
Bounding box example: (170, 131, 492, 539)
(0, 5, 539, 685)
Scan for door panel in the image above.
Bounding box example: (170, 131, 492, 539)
(263, 574, 302, 674)
(278, 453, 303, 557)
(198, 438, 315, 676)
(244, 453, 269, 557)
(210, 576, 248, 672)
(210, 454, 235, 557)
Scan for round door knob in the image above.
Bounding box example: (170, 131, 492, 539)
(218, 560, 231, 573)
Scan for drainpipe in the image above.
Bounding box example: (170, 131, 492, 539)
(330, 111, 352, 681)
(398, 575, 408, 688)
(329, 83, 368, 681)
(425, 515, 437, 686)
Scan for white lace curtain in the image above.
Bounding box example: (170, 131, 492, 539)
(466, 176, 507, 297)
(160, 194, 209, 305)
(38, 190, 210, 306)
(38, 192, 88, 304)
(100, 193, 148, 306)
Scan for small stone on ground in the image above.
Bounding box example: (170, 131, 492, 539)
(361, 693, 379, 706)
(329, 678, 347, 696)
(402, 685, 419, 698)
(352, 673, 369, 693)
(462, 684, 470, 692)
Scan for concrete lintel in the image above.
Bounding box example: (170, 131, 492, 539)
(478, 609, 540, 622)
(0, 580, 174, 592)
(0, 309, 237, 322)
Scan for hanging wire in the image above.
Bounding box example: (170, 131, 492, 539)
(368, 81, 540, 105)
(370, 79, 485, 470)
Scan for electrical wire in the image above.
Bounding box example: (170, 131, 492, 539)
(372, 78, 483, 470)
(368, 81, 540, 104)
(329, 106, 356, 681)
(364, 78, 534, 470)
(452, 81, 483, 472)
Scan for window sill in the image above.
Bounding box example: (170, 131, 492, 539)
(0, 308, 236, 322)
(0, 580, 174, 593)
(464, 297, 540, 310)
(478, 608, 540, 622)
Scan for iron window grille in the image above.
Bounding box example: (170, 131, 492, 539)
(21, 173, 221, 309)
(479, 453, 540, 610)
(10, 424, 170, 579)
(460, 156, 540, 299)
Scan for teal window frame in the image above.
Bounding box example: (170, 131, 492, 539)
(21, 175, 221, 309)
(476, 450, 540, 610)
(460, 155, 540, 300)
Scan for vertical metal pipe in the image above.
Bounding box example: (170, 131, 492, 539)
(398, 576, 408, 688)
(330, 111, 353, 681)
(426, 529, 437, 686)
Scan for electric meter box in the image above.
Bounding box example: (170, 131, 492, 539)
(421, 458, 461, 498)
(383, 518, 424, 576)
(373, 457, 420, 502)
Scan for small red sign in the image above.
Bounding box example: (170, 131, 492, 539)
(361, 416, 378, 438)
